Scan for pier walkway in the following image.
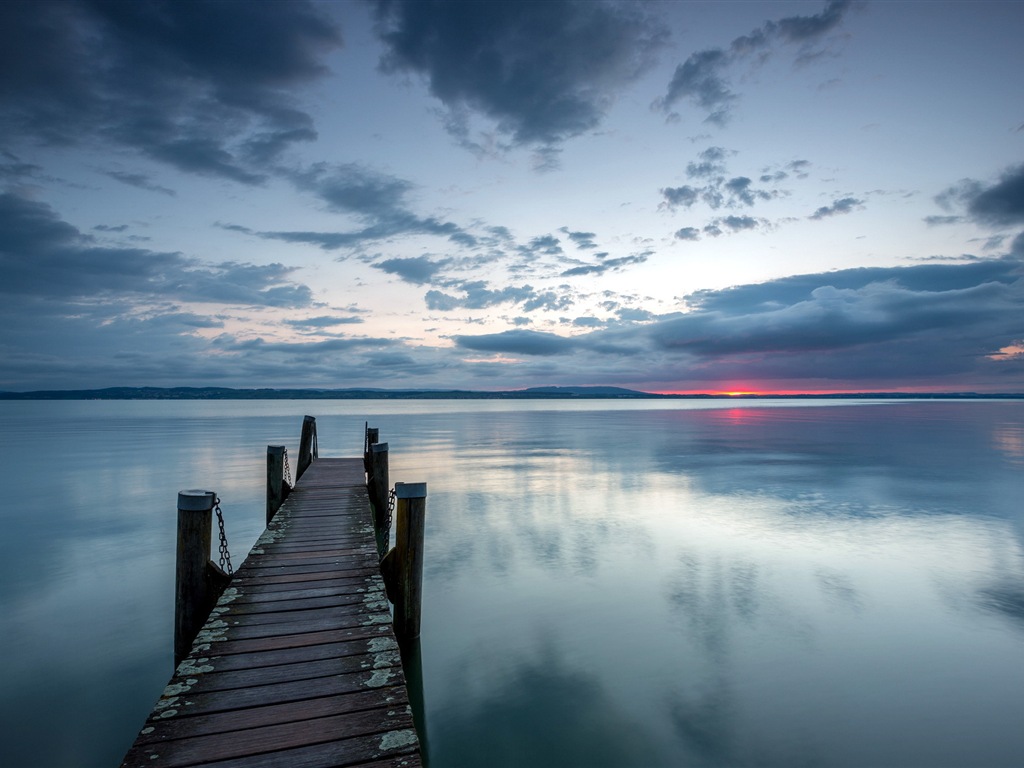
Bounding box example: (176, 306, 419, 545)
(121, 457, 423, 768)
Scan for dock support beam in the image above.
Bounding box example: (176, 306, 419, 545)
(266, 445, 287, 524)
(384, 482, 427, 642)
(368, 442, 390, 558)
(297, 415, 317, 481)
(175, 490, 231, 665)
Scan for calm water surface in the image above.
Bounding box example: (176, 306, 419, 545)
(1, 399, 1022, 767)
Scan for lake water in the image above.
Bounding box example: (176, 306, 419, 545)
(1, 399, 1023, 767)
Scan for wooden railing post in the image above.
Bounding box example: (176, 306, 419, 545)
(368, 442, 390, 558)
(297, 415, 317, 481)
(266, 445, 286, 524)
(392, 482, 427, 641)
(175, 490, 230, 665)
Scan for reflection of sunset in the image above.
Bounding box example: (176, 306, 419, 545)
(993, 425, 1024, 466)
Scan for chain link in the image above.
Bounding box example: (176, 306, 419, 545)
(283, 447, 292, 488)
(386, 486, 396, 541)
(214, 497, 233, 576)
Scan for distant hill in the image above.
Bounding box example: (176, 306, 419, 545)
(0, 386, 1021, 400)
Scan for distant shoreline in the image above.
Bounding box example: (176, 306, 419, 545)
(1, 386, 1022, 401)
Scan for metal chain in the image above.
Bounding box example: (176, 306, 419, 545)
(283, 447, 292, 488)
(386, 487, 396, 540)
(214, 497, 233, 576)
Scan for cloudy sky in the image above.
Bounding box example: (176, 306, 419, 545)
(2, 0, 1023, 394)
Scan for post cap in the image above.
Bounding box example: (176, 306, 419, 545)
(395, 482, 427, 499)
(178, 489, 216, 511)
(371, 442, 389, 453)
(267, 444, 286, 453)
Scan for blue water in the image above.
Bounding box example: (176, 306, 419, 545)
(1, 399, 1022, 767)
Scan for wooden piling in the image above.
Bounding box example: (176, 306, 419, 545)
(364, 426, 379, 472)
(368, 442, 390, 558)
(175, 490, 231, 665)
(392, 482, 427, 641)
(266, 444, 286, 525)
(297, 415, 317, 480)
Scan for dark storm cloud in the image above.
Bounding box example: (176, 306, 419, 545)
(0, 192, 312, 307)
(809, 196, 863, 220)
(659, 1, 852, 123)
(0, 0, 340, 181)
(373, 255, 450, 284)
(370, 0, 667, 150)
(454, 329, 579, 356)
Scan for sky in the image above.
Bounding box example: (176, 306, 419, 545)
(2, 0, 1023, 394)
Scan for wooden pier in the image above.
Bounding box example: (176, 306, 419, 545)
(121, 423, 424, 768)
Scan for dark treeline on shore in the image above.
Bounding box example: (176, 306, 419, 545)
(1, 386, 1022, 401)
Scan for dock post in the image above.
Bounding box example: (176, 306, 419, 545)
(297, 415, 317, 481)
(266, 445, 287, 524)
(392, 482, 427, 641)
(368, 442, 390, 557)
(175, 490, 230, 665)
(364, 426, 379, 472)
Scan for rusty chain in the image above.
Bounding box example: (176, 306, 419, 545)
(214, 496, 233, 576)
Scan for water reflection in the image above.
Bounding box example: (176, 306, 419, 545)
(2, 400, 1024, 767)
(430, 639, 663, 768)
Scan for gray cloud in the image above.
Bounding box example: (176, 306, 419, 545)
(560, 253, 649, 277)
(966, 164, 1024, 227)
(226, 162, 469, 252)
(659, 1, 852, 123)
(425, 281, 540, 311)
(371, 0, 667, 151)
(104, 170, 176, 197)
(0, 1, 340, 182)
(454, 329, 578, 356)
(0, 192, 312, 307)
(284, 315, 365, 330)
(374, 255, 450, 285)
(675, 227, 701, 241)
(560, 227, 599, 250)
(809, 196, 863, 220)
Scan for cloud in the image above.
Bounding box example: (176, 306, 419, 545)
(662, 153, 783, 213)
(809, 196, 863, 220)
(965, 164, 1024, 227)
(0, 192, 312, 308)
(560, 253, 649, 277)
(104, 170, 176, 196)
(371, 0, 667, 151)
(374, 255, 450, 284)
(0, 1, 341, 182)
(283, 315, 365, 330)
(658, 1, 852, 123)
(454, 329, 578, 356)
(675, 227, 701, 241)
(560, 227, 599, 250)
(425, 281, 540, 311)
(227, 162, 470, 251)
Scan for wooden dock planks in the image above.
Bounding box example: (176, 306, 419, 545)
(122, 458, 422, 768)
